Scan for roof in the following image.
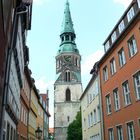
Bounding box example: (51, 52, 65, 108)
(61, 0, 75, 34)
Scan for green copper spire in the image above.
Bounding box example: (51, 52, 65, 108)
(61, 0, 75, 34)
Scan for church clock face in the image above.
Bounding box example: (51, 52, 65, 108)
(64, 56, 72, 63)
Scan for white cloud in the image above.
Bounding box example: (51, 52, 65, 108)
(81, 50, 104, 76)
(35, 76, 54, 93)
(113, 0, 132, 7)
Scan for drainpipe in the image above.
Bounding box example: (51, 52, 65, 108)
(0, 3, 28, 139)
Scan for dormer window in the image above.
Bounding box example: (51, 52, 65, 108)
(66, 35, 69, 41)
(118, 20, 125, 33)
(127, 7, 135, 22)
(111, 31, 117, 43)
(104, 41, 110, 52)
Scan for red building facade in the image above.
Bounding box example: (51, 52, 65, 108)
(17, 67, 32, 140)
(99, 0, 140, 140)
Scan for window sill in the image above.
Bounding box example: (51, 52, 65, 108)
(124, 103, 132, 108)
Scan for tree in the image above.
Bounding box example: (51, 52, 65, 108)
(67, 108, 82, 140)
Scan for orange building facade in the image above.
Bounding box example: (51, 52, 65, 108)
(99, 0, 140, 140)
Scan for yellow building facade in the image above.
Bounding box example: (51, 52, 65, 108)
(28, 86, 40, 140)
(80, 71, 102, 140)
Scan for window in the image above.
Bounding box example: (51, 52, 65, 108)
(90, 134, 100, 140)
(133, 71, 140, 100)
(93, 109, 97, 124)
(105, 41, 110, 52)
(65, 71, 70, 82)
(122, 81, 131, 106)
(118, 48, 126, 67)
(113, 88, 120, 111)
(6, 123, 10, 140)
(90, 112, 93, 126)
(127, 7, 135, 22)
(111, 31, 117, 43)
(67, 116, 70, 122)
(66, 35, 69, 41)
(103, 66, 108, 81)
(106, 94, 112, 114)
(128, 36, 137, 57)
(97, 106, 100, 122)
(10, 127, 13, 140)
(127, 122, 135, 140)
(66, 88, 71, 101)
(138, 0, 140, 8)
(116, 125, 123, 140)
(110, 58, 116, 75)
(88, 114, 90, 128)
(138, 119, 140, 133)
(118, 20, 125, 33)
(108, 128, 114, 140)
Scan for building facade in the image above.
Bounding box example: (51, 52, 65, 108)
(1, 0, 32, 139)
(17, 66, 32, 140)
(37, 98, 44, 140)
(99, 0, 140, 140)
(40, 93, 50, 140)
(54, 1, 83, 140)
(28, 85, 40, 140)
(80, 63, 102, 140)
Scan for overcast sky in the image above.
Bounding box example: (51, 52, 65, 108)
(27, 0, 132, 128)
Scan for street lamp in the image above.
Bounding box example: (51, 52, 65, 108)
(35, 126, 42, 140)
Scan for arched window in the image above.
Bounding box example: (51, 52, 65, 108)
(65, 71, 71, 82)
(66, 35, 69, 41)
(66, 88, 71, 101)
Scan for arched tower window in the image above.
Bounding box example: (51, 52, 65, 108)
(66, 88, 71, 101)
(65, 71, 71, 82)
(66, 35, 69, 41)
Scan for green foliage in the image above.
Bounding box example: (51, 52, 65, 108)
(67, 108, 82, 140)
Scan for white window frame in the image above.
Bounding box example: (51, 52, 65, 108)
(127, 122, 135, 140)
(113, 88, 120, 111)
(118, 48, 126, 67)
(103, 66, 108, 82)
(128, 36, 137, 58)
(111, 31, 117, 43)
(110, 58, 116, 75)
(122, 81, 131, 106)
(127, 7, 135, 22)
(116, 125, 124, 140)
(133, 71, 140, 100)
(108, 128, 114, 140)
(93, 109, 97, 124)
(118, 20, 125, 33)
(106, 94, 112, 115)
(105, 41, 110, 52)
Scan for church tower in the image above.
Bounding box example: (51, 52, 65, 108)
(54, 0, 83, 140)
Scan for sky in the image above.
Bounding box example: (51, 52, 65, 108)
(27, 0, 132, 128)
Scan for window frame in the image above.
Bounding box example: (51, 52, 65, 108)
(113, 88, 120, 111)
(66, 88, 71, 101)
(126, 121, 136, 140)
(106, 94, 112, 115)
(116, 125, 124, 140)
(127, 7, 135, 22)
(128, 36, 137, 58)
(118, 20, 125, 34)
(133, 71, 140, 100)
(110, 58, 116, 75)
(104, 41, 110, 52)
(103, 66, 108, 82)
(111, 31, 117, 43)
(118, 48, 126, 67)
(122, 81, 131, 106)
(108, 128, 114, 140)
